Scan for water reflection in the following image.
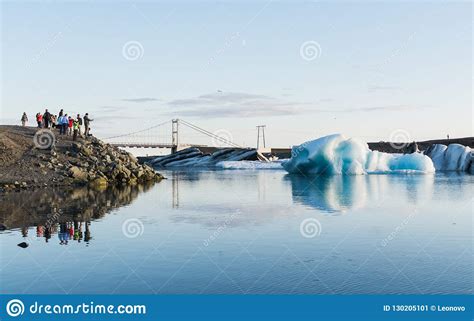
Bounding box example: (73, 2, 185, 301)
(0, 183, 154, 244)
(0, 170, 471, 294)
(286, 174, 436, 213)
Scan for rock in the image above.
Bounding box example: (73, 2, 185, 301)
(90, 177, 108, 187)
(72, 142, 83, 151)
(0, 223, 8, 231)
(68, 166, 88, 180)
(134, 168, 144, 178)
(17, 242, 29, 248)
(81, 147, 92, 156)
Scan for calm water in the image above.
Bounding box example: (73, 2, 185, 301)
(0, 170, 472, 294)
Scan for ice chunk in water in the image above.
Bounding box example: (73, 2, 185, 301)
(282, 134, 435, 175)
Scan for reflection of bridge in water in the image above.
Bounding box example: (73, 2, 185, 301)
(103, 119, 242, 153)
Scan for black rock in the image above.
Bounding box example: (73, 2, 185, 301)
(0, 223, 7, 231)
(17, 242, 29, 248)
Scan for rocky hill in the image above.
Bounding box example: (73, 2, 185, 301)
(0, 126, 163, 192)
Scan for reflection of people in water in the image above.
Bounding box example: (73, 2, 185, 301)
(59, 223, 70, 245)
(36, 225, 44, 237)
(84, 222, 92, 243)
(68, 223, 74, 239)
(73, 221, 83, 242)
(21, 226, 28, 238)
(44, 225, 52, 243)
(29, 220, 92, 245)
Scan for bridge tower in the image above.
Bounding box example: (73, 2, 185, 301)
(171, 119, 179, 153)
(256, 125, 266, 149)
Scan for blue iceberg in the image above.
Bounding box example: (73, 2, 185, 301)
(282, 134, 435, 175)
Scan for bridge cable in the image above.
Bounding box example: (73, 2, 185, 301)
(179, 119, 242, 147)
(103, 120, 171, 140)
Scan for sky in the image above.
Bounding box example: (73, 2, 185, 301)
(1, 1, 472, 149)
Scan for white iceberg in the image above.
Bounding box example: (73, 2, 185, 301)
(282, 134, 435, 175)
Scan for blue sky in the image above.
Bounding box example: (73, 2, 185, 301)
(1, 1, 472, 148)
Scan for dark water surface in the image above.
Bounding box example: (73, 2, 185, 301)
(0, 170, 472, 294)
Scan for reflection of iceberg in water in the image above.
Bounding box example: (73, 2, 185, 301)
(287, 174, 435, 213)
(287, 175, 369, 213)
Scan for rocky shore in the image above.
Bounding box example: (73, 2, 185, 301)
(0, 126, 163, 192)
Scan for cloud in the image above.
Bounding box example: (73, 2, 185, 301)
(167, 92, 308, 118)
(95, 106, 124, 112)
(122, 97, 160, 103)
(165, 92, 426, 118)
(168, 92, 273, 107)
(368, 85, 400, 93)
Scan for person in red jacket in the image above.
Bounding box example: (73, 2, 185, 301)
(36, 113, 43, 128)
(68, 116, 74, 136)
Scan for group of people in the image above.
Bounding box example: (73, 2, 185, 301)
(21, 109, 93, 141)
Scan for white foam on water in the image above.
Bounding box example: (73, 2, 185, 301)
(216, 160, 285, 170)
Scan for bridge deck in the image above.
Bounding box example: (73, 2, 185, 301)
(109, 143, 177, 148)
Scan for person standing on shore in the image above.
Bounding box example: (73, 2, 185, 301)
(61, 114, 69, 135)
(58, 109, 64, 117)
(68, 116, 74, 136)
(36, 113, 43, 128)
(43, 109, 51, 129)
(51, 115, 57, 129)
(57, 115, 63, 134)
(72, 118, 79, 141)
(76, 114, 83, 136)
(21, 112, 28, 126)
(84, 113, 93, 136)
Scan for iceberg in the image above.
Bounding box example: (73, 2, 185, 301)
(424, 143, 473, 172)
(282, 134, 435, 175)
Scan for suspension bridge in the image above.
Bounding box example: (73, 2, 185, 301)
(102, 119, 243, 153)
